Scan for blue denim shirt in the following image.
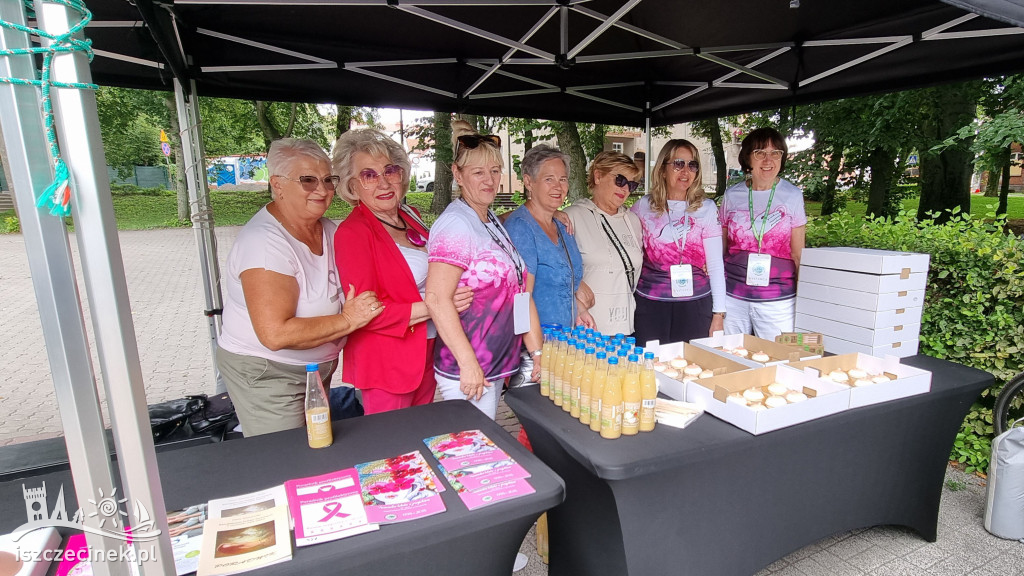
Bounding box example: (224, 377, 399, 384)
(504, 205, 584, 328)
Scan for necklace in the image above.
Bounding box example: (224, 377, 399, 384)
(375, 215, 407, 231)
(374, 211, 427, 247)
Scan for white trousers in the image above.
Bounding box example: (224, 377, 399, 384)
(435, 373, 504, 420)
(723, 296, 795, 341)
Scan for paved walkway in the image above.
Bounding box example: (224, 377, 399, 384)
(1, 228, 1021, 574)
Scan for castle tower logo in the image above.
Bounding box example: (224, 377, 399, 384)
(12, 483, 160, 543)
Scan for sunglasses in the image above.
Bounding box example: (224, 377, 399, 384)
(752, 149, 785, 161)
(358, 164, 404, 189)
(455, 134, 502, 158)
(666, 159, 700, 173)
(278, 175, 341, 193)
(614, 174, 640, 193)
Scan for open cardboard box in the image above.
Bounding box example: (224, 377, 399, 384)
(690, 331, 822, 368)
(788, 352, 932, 408)
(686, 365, 850, 435)
(647, 340, 750, 401)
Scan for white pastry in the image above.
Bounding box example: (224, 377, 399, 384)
(848, 368, 868, 380)
(742, 388, 765, 402)
(785, 391, 808, 403)
(683, 364, 703, 376)
(829, 370, 850, 383)
(653, 361, 668, 372)
(853, 379, 875, 387)
(872, 374, 893, 383)
(751, 351, 771, 363)
(748, 403, 767, 412)
(767, 382, 788, 396)
(765, 395, 788, 408)
(670, 357, 688, 369)
(698, 369, 715, 379)
(733, 347, 749, 358)
(726, 394, 747, 406)
(664, 368, 679, 379)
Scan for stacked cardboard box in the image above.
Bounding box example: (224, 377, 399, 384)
(795, 247, 929, 358)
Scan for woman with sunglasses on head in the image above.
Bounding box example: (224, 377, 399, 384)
(425, 120, 544, 420)
(332, 129, 473, 415)
(563, 151, 644, 336)
(217, 138, 382, 437)
(630, 140, 726, 345)
(719, 127, 806, 340)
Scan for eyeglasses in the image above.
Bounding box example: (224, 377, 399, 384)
(455, 134, 502, 158)
(752, 149, 785, 161)
(278, 175, 341, 193)
(614, 174, 640, 193)
(358, 164, 404, 189)
(666, 159, 700, 173)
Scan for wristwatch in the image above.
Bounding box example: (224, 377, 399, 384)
(712, 311, 727, 319)
(531, 350, 543, 357)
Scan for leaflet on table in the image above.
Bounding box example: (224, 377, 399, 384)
(196, 505, 291, 576)
(206, 484, 290, 527)
(456, 478, 536, 511)
(355, 451, 447, 524)
(283, 468, 378, 546)
(423, 430, 511, 470)
(166, 503, 207, 575)
(438, 457, 531, 492)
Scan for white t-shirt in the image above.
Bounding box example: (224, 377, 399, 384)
(219, 207, 344, 365)
(397, 243, 436, 338)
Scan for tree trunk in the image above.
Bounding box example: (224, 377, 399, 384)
(163, 94, 189, 221)
(431, 112, 453, 215)
(866, 146, 897, 219)
(709, 121, 727, 197)
(523, 128, 534, 153)
(998, 158, 1011, 216)
(335, 106, 354, 138)
(254, 101, 282, 149)
(820, 144, 843, 216)
(917, 88, 977, 223)
(983, 169, 999, 197)
(552, 122, 587, 201)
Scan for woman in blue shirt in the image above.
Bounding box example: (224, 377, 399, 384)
(505, 144, 593, 330)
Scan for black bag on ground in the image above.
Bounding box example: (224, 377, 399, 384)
(149, 394, 237, 444)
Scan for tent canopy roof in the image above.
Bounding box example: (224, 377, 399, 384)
(86, 0, 1024, 127)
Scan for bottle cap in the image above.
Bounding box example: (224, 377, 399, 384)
(558, 334, 568, 341)
(628, 354, 639, 362)
(576, 341, 586, 349)
(596, 351, 607, 360)
(617, 349, 628, 357)
(626, 337, 636, 345)
(608, 356, 619, 365)
(586, 347, 596, 354)
(306, 363, 319, 372)
(644, 351, 655, 359)
(634, 346, 643, 355)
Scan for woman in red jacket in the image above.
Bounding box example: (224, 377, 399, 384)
(332, 129, 472, 414)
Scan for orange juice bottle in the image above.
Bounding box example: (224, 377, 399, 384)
(569, 341, 586, 417)
(540, 328, 553, 397)
(640, 351, 658, 432)
(578, 346, 597, 425)
(600, 356, 623, 439)
(552, 334, 568, 405)
(621, 354, 642, 435)
(589, 351, 608, 432)
(561, 340, 578, 413)
(304, 363, 333, 448)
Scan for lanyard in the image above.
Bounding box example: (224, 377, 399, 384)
(465, 199, 525, 288)
(599, 213, 635, 290)
(747, 179, 778, 253)
(668, 201, 691, 265)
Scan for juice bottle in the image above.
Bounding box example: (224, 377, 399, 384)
(589, 351, 608, 433)
(552, 334, 568, 404)
(600, 356, 623, 439)
(540, 328, 553, 397)
(578, 346, 597, 425)
(569, 341, 586, 417)
(621, 354, 642, 436)
(304, 363, 333, 448)
(640, 351, 658, 432)
(561, 339, 578, 413)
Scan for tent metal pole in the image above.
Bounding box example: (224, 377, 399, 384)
(36, 3, 176, 575)
(0, 5, 125, 576)
(644, 110, 652, 189)
(174, 78, 225, 394)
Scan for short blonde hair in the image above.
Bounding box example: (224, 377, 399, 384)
(649, 139, 706, 214)
(451, 119, 503, 175)
(587, 151, 639, 190)
(331, 129, 412, 206)
(267, 138, 331, 200)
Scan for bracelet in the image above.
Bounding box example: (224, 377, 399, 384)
(712, 311, 727, 318)
(531, 350, 542, 357)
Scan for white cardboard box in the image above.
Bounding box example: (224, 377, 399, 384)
(799, 265, 928, 293)
(650, 341, 750, 401)
(788, 353, 932, 408)
(806, 332, 920, 358)
(685, 365, 851, 435)
(689, 331, 822, 368)
(800, 247, 930, 275)
(797, 281, 925, 312)
(796, 299, 922, 330)
(795, 313, 921, 346)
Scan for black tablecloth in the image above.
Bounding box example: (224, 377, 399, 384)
(506, 354, 991, 576)
(0, 400, 565, 576)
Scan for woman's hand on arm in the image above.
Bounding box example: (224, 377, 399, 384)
(553, 210, 575, 235)
(243, 271, 382, 350)
(411, 285, 471, 327)
(575, 281, 595, 310)
(425, 262, 488, 400)
(576, 309, 596, 329)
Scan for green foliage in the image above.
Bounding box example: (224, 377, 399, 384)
(1, 211, 19, 234)
(944, 479, 967, 491)
(807, 209, 1024, 473)
(409, 174, 417, 193)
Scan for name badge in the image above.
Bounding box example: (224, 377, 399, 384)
(746, 253, 771, 287)
(513, 292, 531, 335)
(670, 264, 694, 298)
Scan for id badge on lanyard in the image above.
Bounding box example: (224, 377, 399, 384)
(513, 292, 531, 335)
(670, 264, 694, 297)
(746, 253, 772, 287)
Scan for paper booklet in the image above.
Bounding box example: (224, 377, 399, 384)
(166, 503, 207, 575)
(197, 505, 291, 576)
(206, 485, 289, 525)
(423, 430, 535, 510)
(355, 450, 447, 524)
(283, 468, 378, 546)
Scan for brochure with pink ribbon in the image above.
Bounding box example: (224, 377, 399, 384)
(283, 468, 378, 546)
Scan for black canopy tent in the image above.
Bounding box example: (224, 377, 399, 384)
(84, 0, 1024, 127)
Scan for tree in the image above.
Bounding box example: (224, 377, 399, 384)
(431, 112, 454, 215)
(691, 118, 728, 195)
(917, 81, 985, 223)
(550, 121, 588, 201)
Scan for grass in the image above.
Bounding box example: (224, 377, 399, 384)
(804, 194, 1024, 220)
